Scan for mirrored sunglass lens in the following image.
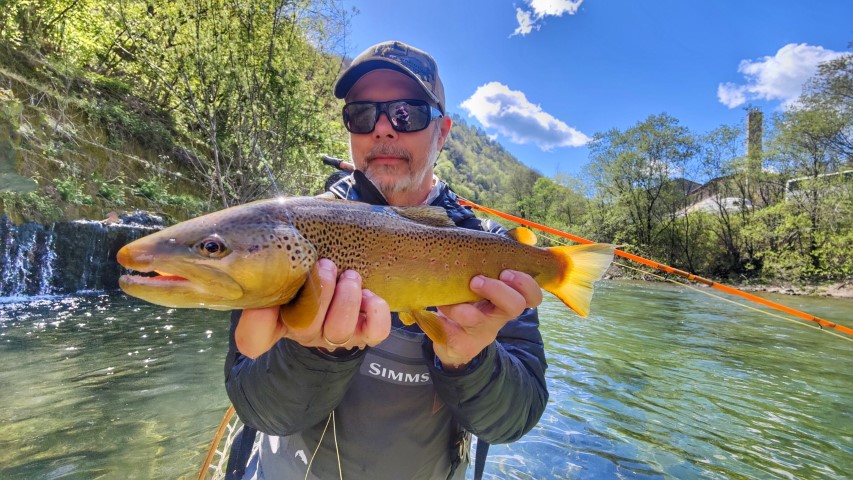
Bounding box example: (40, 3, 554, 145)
(390, 101, 430, 131)
(345, 104, 377, 133)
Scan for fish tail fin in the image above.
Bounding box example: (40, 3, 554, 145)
(542, 243, 615, 317)
(399, 310, 448, 345)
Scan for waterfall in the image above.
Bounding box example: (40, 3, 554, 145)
(36, 225, 57, 294)
(0, 213, 163, 298)
(0, 219, 54, 297)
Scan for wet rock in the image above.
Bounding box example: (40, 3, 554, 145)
(119, 210, 165, 228)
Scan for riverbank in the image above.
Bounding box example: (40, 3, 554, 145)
(736, 281, 853, 299)
(605, 266, 853, 299)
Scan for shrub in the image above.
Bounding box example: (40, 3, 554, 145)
(94, 177, 126, 205)
(53, 177, 93, 205)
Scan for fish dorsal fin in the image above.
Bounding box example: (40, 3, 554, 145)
(391, 206, 456, 227)
(507, 227, 538, 246)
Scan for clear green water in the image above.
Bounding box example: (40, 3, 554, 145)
(0, 281, 850, 479)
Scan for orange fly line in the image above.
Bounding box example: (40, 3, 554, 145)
(457, 197, 853, 339)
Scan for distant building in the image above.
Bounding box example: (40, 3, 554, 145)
(678, 196, 753, 217)
(785, 170, 853, 201)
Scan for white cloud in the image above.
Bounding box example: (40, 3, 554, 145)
(460, 82, 590, 151)
(717, 83, 747, 109)
(717, 43, 844, 109)
(512, 0, 584, 37)
(513, 8, 537, 36)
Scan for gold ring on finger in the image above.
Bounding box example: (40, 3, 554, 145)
(322, 332, 353, 347)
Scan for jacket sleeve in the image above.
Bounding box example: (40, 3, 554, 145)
(224, 310, 365, 435)
(424, 307, 549, 444)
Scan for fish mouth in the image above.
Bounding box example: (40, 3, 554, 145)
(119, 270, 191, 287)
(118, 268, 244, 309)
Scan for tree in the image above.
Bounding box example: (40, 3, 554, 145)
(586, 113, 698, 260)
(746, 51, 853, 282)
(800, 53, 853, 158)
(106, 0, 349, 206)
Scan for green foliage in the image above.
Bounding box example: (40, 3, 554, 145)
(100, 0, 348, 205)
(0, 190, 63, 222)
(439, 115, 540, 213)
(89, 74, 131, 97)
(132, 176, 169, 203)
(131, 175, 204, 216)
(53, 176, 93, 205)
(586, 113, 699, 252)
(84, 100, 173, 151)
(94, 176, 125, 205)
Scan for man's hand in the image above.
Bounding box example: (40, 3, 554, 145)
(234, 258, 392, 359)
(435, 270, 543, 371)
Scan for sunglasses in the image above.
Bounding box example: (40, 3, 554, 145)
(342, 99, 443, 134)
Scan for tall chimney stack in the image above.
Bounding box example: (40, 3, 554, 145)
(747, 108, 763, 164)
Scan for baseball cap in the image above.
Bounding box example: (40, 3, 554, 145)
(334, 41, 446, 115)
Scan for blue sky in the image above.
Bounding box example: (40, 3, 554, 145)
(339, 0, 852, 178)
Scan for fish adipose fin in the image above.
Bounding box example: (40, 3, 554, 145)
(399, 310, 448, 345)
(507, 227, 538, 246)
(280, 268, 322, 330)
(542, 243, 615, 318)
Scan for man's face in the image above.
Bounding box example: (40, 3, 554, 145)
(347, 69, 450, 205)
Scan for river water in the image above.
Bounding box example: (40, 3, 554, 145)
(0, 281, 850, 479)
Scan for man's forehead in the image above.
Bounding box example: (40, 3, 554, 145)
(347, 69, 431, 102)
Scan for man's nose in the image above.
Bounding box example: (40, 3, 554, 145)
(373, 111, 397, 139)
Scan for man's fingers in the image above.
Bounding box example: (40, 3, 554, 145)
(469, 274, 527, 319)
(235, 306, 285, 359)
(359, 290, 391, 347)
(321, 269, 363, 346)
(310, 258, 339, 326)
(499, 270, 543, 308)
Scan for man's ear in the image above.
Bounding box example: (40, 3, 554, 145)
(437, 116, 452, 150)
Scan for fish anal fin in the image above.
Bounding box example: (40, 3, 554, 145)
(543, 243, 615, 317)
(280, 268, 322, 330)
(399, 310, 448, 345)
(391, 206, 456, 227)
(507, 227, 538, 246)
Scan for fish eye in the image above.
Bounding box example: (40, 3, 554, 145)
(196, 237, 229, 258)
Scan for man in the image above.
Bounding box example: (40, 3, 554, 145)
(225, 40, 549, 480)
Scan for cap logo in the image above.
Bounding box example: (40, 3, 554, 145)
(375, 45, 436, 86)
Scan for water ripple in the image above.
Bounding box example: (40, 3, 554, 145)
(485, 281, 852, 479)
(0, 285, 851, 479)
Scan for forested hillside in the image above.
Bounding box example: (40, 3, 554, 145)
(1, 0, 350, 224)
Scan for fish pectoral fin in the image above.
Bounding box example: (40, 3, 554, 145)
(507, 227, 538, 246)
(279, 268, 322, 330)
(391, 206, 457, 227)
(399, 310, 448, 345)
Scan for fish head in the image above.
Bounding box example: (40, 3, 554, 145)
(116, 205, 317, 310)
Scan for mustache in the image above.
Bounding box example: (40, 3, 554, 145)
(365, 144, 411, 163)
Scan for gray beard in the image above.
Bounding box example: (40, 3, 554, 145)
(357, 127, 439, 199)
(364, 162, 430, 198)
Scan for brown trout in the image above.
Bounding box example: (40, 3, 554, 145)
(116, 197, 614, 344)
